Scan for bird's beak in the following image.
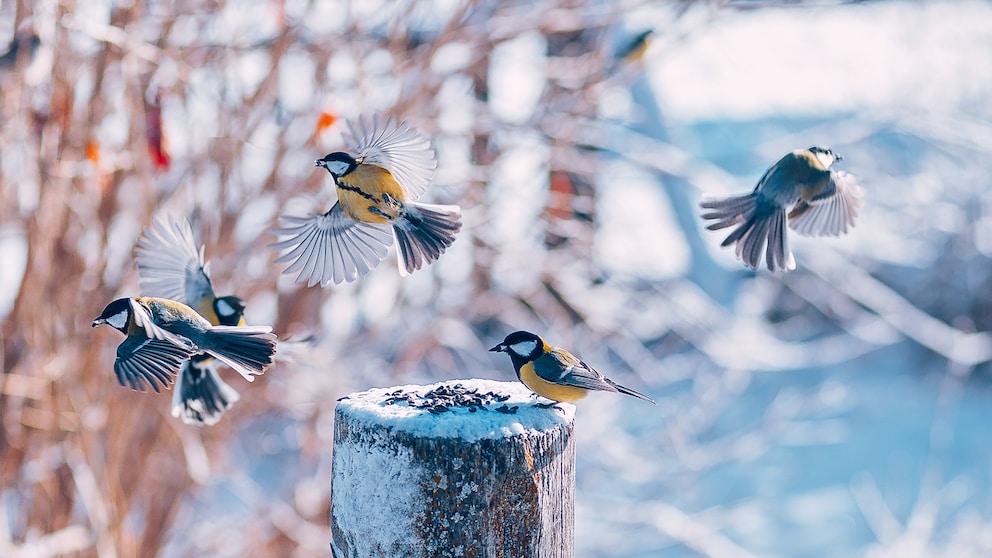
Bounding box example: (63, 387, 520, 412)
(315, 159, 325, 168)
(834, 153, 843, 161)
(489, 343, 505, 353)
(91, 318, 104, 327)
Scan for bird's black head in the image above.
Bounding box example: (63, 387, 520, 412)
(315, 152, 358, 178)
(489, 330, 546, 364)
(92, 298, 133, 334)
(807, 146, 841, 167)
(214, 296, 247, 326)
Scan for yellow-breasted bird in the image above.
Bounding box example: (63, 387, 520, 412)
(92, 297, 276, 395)
(136, 217, 254, 426)
(700, 146, 864, 272)
(490, 330, 654, 404)
(271, 115, 462, 286)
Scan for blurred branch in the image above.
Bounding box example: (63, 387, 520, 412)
(612, 502, 759, 558)
(806, 253, 992, 366)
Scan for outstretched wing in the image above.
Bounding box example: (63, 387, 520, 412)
(270, 204, 393, 286)
(789, 170, 865, 237)
(344, 115, 437, 201)
(136, 217, 215, 308)
(114, 336, 194, 392)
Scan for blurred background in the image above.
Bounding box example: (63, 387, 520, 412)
(3, 0, 992, 556)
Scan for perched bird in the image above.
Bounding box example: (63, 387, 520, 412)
(136, 217, 252, 426)
(271, 115, 462, 286)
(92, 297, 277, 395)
(700, 146, 864, 272)
(490, 330, 655, 404)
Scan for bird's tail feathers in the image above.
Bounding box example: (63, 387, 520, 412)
(394, 202, 462, 275)
(172, 359, 241, 426)
(700, 193, 758, 230)
(203, 325, 277, 381)
(606, 378, 655, 404)
(701, 193, 795, 272)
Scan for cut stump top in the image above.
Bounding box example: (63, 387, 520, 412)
(335, 379, 576, 442)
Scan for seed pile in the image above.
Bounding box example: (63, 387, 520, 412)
(383, 383, 519, 415)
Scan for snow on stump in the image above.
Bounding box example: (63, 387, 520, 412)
(330, 379, 576, 558)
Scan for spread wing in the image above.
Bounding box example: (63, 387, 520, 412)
(788, 170, 865, 237)
(344, 115, 437, 201)
(114, 336, 194, 392)
(270, 204, 393, 286)
(534, 348, 618, 393)
(136, 217, 216, 308)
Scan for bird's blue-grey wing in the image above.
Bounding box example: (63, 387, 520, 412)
(114, 336, 194, 392)
(344, 115, 437, 201)
(534, 349, 618, 392)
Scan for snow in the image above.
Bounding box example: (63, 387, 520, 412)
(331, 438, 421, 557)
(335, 379, 575, 443)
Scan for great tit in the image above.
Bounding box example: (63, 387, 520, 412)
(271, 115, 462, 286)
(700, 146, 864, 272)
(490, 330, 655, 404)
(136, 217, 252, 426)
(92, 297, 277, 394)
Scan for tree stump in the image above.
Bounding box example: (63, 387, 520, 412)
(331, 379, 576, 558)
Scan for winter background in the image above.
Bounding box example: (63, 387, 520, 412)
(2, 0, 992, 556)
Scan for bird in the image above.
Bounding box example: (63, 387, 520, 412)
(271, 115, 462, 286)
(92, 297, 277, 396)
(489, 330, 655, 404)
(135, 217, 253, 426)
(700, 146, 864, 272)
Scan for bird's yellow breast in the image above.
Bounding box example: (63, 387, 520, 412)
(197, 299, 219, 326)
(336, 164, 407, 224)
(518, 361, 588, 402)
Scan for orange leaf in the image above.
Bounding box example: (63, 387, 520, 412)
(316, 111, 337, 134)
(85, 140, 100, 165)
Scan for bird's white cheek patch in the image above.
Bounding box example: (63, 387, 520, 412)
(324, 160, 351, 176)
(107, 310, 128, 330)
(216, 299, 235, 318)
(509, 340, 538, 357)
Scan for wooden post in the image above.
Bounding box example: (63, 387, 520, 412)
(330, 379, 576, 558)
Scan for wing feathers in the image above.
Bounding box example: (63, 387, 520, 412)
(344, 115, 437, 201)
(789, 171, 865, 237)
(270, 206, 393, 286)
